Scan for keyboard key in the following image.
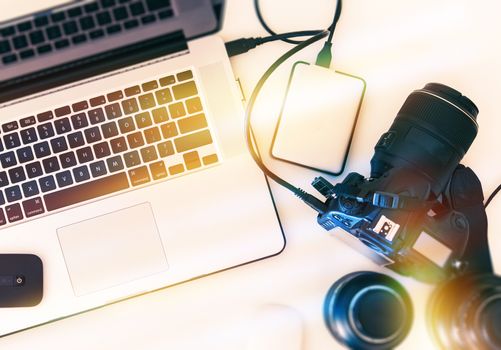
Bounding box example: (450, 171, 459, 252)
(71, 113, 89, 129)
(37, 123, 55, 139)
(183, 151, 201, 170)
(149, 160, 167, 180)
(90, 160, 107, 177)
(90, 95, 106, 107)
(22, 197, 44, 218)
(127, 131, 144, 149)
(72, 165, 90, 182)
(177, 70, 193, 82)
(68, 131, 85, 148)
(110, 136, 127, 153)
(142, 80, 158, 92)
(50, 136, 68, 153)
(0, 151, 17, 168)
(54, 118, 72, 134)
(59, 151, 77, 168)
(89, 29, 105, 39)
(13, 35, 28, 49)
(73, 100, 89, 112)
(55, 38, 70, 50)
(158, 9, 174, 19)
(123, 150, 140, 167)
(16, 146, 34, 163)
(44, 172, 129, 211)
(118, 116, 135, 133)
(33, 141, 51, 158)
(159, 75, 175, 86)
(0, 171, 8, 187)
(29, 30, 45, 45)
(157, 140, 174, 157)
(146, 0, 170, 11)
(84, 126, 102, 143)
(172, 81, 198, 100)
(0, 26, 15, 36)
(0, 208, 5, 225)
(88, 108, 106, 124)
(76, 146, 94, 163)
(113, 7, 129, 21)
(18, 131, 36, 149)
(128, 166, 150, 186)
(186, 97, 203, 114)
(8, 166, 26, 184)
(0, 192, 4, 205)
(107, 90, 123, 102)
(63, 21, 78, 35)
(5, 185, 22, 202)
(2, 121, 18, 133)
(174, 129, 212, 153)
(168, 102, 186, 118)
(19, 49, 35, 60)
(101, 0, 117, 8)
(144, 126, 161, 144)
(155, 88, 173, 105)
(68, 7, 83, 17)
(2, 54, 17, 65)
(0, 139, 3, 152)
(168, 164, 184, 175)
(138, 93, 156, 110)
(55, 106, 71, 117)
(0, 40, 11, 54)
(141, 14, 156, 24)
(34, 16, 49, 27)
(124, 86, 141, 97)
(46, 25, 62, 40)
(160, 122, 177, 139)
(37, 44, 52, 55)
(152, 107, 169, 123)
(37, 111, 53, 122)
(124, 19, 139, 29)
(56, 170, 74, 187)
(5, 203, 23, 223)
(79, 16, 96, 30)
(129, 2, 145, 16)
(84, 2, 99, 13)
(105, 103, 122, 119)
(22, 181, 39, 198)
(42, 156, 60, 173)
(106, 156, 124, 173)
(26, 161, 43, 179)
(106, 24, 122, 35)
(51, 12, 66, 23)
(72, 34, 87, 45)
(178, 114, 207, 134)
(39, 175, 56, 192)
(20, 116, 36, 128)
(140, 145, 157, 163)
(96, 11, 112, 25)
(121, 98, 139, 114)
(93, 141, 111, 158)
(135, 112, 152, 128)
(101, 121, 119, 138)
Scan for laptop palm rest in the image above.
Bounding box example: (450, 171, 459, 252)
(57, 203, 169, 296)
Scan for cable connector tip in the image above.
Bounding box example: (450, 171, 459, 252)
(315, 42, 333, 68)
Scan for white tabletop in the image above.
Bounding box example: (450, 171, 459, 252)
(1, 1, 501, 349)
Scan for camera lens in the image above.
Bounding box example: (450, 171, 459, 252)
(428, 274, 501, 350)
(370, 83, 479, 195)
(324, 271, 413, 350)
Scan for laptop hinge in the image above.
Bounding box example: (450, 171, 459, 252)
(0, 30, 188, 105)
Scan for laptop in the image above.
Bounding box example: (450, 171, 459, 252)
(0, 0, 285, 336)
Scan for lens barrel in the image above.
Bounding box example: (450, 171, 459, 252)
(324, 271, 413, 349)
(370, 83, 479, 195)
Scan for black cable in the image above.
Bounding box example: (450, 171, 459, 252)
(244, 31, 329, 214)
(485, 184, 501, 208)
(254, 0, 342, 45)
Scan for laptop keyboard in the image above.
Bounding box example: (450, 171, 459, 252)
(0, 0, 174, 65)
(0, 68, 220, 226)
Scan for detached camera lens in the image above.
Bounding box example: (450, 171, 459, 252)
(324, 272, 413, 350)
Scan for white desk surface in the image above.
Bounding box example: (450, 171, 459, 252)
(1, 0, 501, 349)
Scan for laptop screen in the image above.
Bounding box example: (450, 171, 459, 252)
(0, 0, 75, 23)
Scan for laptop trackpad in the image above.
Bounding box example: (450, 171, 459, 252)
(57, 203, 168, 296)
